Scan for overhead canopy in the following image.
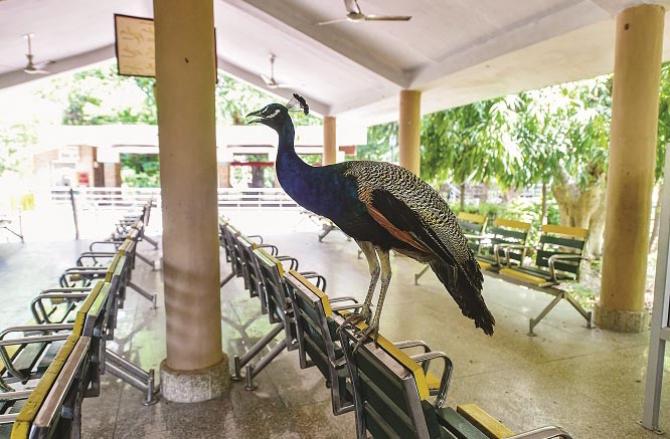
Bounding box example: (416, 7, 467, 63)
(2, 0, 670, 124)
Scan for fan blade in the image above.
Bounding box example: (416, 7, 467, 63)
(318, 17, 349, 25)
(363, 15, 412, 21)
(343, 0, 361, 14)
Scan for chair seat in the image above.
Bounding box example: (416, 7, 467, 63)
(499, 267, 552, 287)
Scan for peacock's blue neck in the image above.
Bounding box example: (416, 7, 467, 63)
(275, 119, 339, 217)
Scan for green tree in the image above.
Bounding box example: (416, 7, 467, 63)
(0, 123, 36, 176)
(420, 97, 518, 209)
(354, 122, 398, 162)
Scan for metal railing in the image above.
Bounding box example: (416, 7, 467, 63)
(50, 187, 298, 210)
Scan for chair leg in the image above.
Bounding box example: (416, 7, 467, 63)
(318, 224, 334, 242)
(232, 324, 284, 382)
(414, 265, 430, 285)
(528, 292, 564, 336)
(563, 292, 593, 328)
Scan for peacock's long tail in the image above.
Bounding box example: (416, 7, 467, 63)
(429, 260, 495, 335)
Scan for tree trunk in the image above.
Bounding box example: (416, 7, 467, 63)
(552, 174, 606, 258)
(649, 180, 664, 252)
(459, 182, 466, 211)
(540, 182, 547, 225)
(586, 192, 607, 257)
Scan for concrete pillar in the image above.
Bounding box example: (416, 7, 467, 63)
(103, 163, 121, 187)
(597, 4, 665, 332)
(154, 0, 228, 401)
(322, 116, 337, 166)
(399, 90, 421, 176)
(217, 162, 231, 188)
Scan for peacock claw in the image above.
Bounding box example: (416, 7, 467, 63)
(352, 324, 379, 352)
(337, 311, 370, 334)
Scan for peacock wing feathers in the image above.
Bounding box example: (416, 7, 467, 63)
(344, 161, 495, 335)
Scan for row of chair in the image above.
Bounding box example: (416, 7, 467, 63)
(0, 202, 159, 438)
(219, 217, 573, 439)
(415, 212, 592, 335)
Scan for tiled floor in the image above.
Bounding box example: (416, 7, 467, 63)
(1, 210, 669, 438)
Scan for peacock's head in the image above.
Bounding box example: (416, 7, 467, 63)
(247, 94, 309, 132)
(246, 103, 289, 131)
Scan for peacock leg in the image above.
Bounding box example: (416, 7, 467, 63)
(340, 240, 378, 328)
(354, 248, 391, 350)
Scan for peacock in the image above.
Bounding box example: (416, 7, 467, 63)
(247, 94, 495, 344)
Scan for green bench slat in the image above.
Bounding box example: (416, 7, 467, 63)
(489, 227, 527, 240)
(540, 234, 585, 250)
(437, 407, 489, 439)
(536, 250, 581, 275)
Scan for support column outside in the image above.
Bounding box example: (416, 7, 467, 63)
(322, 116, 337, 166)
(154, 0, 228, 401)
(399, 90, 421, 176)
(596, 4, 665, 332)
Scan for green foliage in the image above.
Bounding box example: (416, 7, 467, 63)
(120, 154, 160, 187)
(656, 63, 670, 180)
(420, 98, 519, 186)
(49, 64, 157, 125)
(353, 122, 397, 162)
(215, 73, 319, 126)
(0, 123, 36, 176)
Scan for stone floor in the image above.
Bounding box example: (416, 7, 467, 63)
(1, 210, 670, 438)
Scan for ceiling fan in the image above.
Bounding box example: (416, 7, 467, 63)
(23, 33, 54, 75)
(260, 54, 294, 89)
(318, 0, 412, 26)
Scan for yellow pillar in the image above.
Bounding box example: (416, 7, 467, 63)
(322, 116, 337, 166)
(154, 0, 228, 401)
(399, 90, 421, 176)
(597, 4, 665, 332)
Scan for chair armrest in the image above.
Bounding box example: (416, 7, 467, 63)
(494, 244, 534, 267)
(547, 254, 589, 281)
(329, 296, 358, 304)
(394, 340, 432, 372)
(507, 426, 573, 439)
(277, 256, 299, 271)
(89, 241, 122, 252)
(247, 234, 264, 244)
(76, 252, 116, 266)
(331, 304, 364, 312)
(410, 351, 453, 408)
(0, 323, 75, 340)
(255, 243, 278, 256)
(299, 272, 327, 291)
(31, 293, 88, 324)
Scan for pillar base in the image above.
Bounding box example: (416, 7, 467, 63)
(594, 304, 650, 333)
(160, 355, 230, 403)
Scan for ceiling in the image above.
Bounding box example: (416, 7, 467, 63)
(1, 0, 670, 125)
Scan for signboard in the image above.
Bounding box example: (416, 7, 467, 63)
(114, 14, 155, 77)
(114, 14, 218, 79)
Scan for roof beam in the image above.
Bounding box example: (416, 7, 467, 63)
(409, 1, 610, 87)
(0, 45, 115, 91)
(217, 57, 331, 116)
(220, 0, 409, 88)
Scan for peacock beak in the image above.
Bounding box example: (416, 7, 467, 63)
(246, 109, 264, 125)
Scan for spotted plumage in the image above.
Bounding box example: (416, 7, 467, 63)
(247, 99, 495, 339)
